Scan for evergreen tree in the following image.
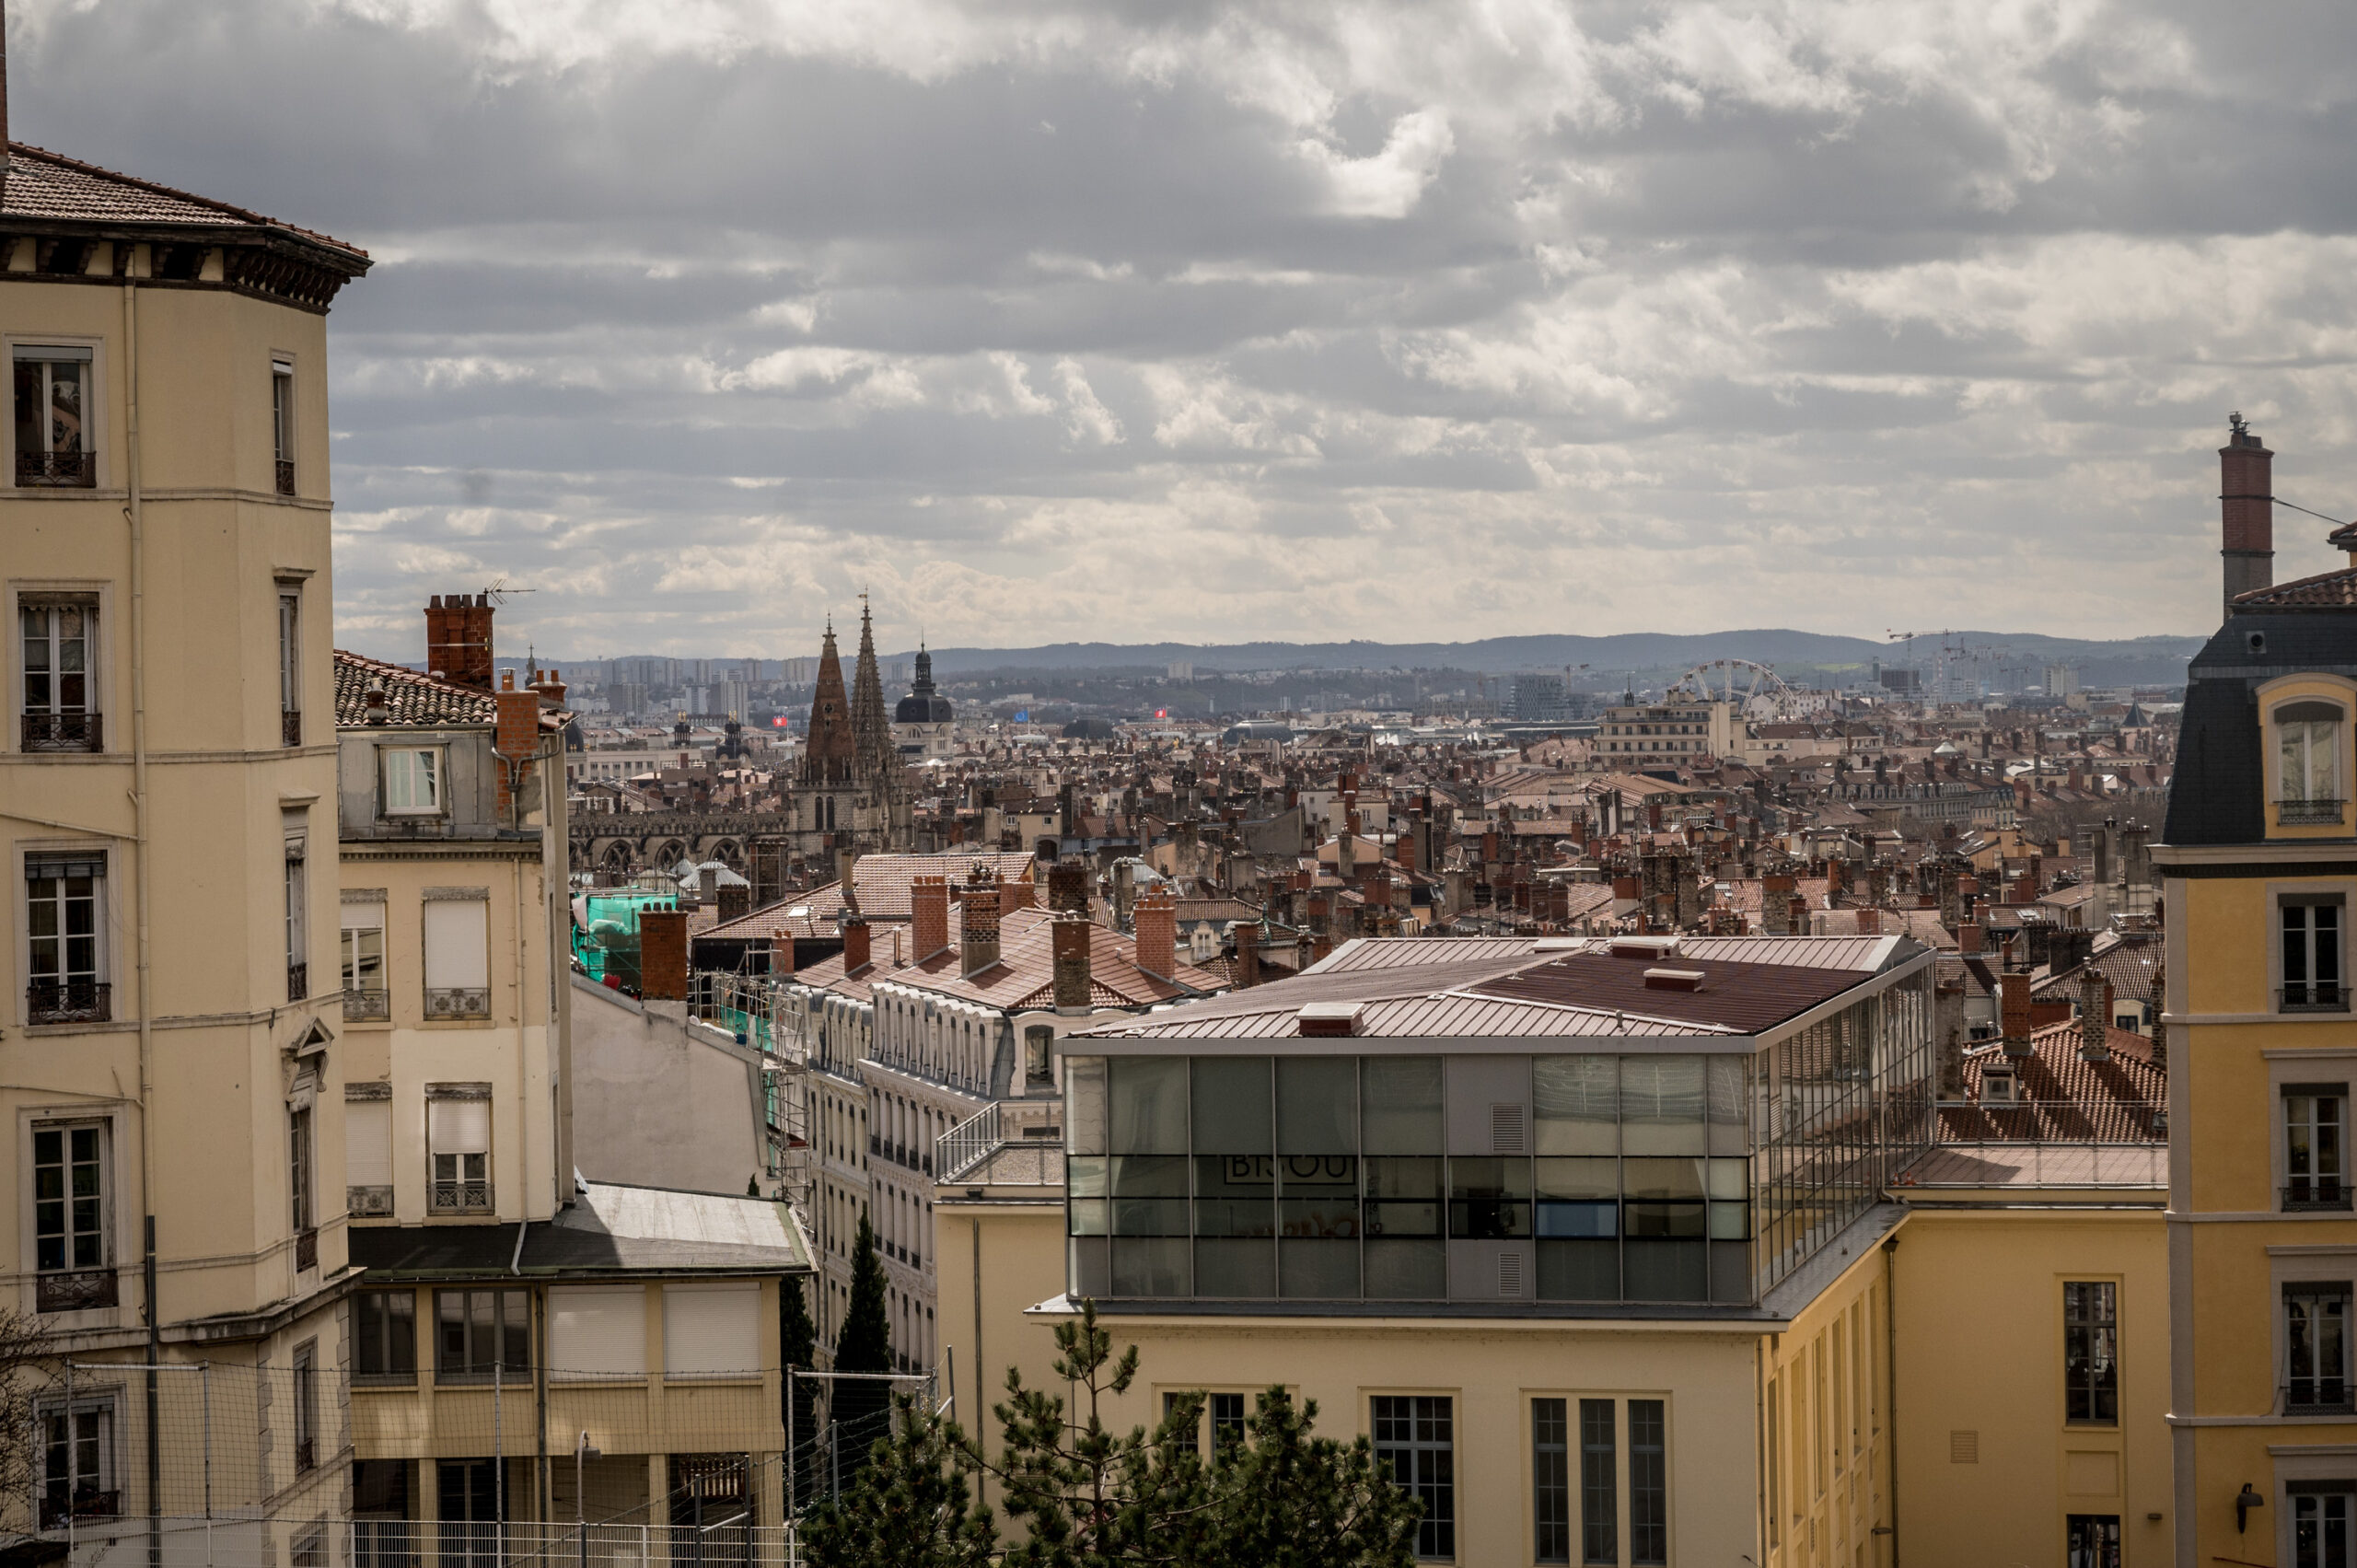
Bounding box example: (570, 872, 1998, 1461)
(782, 1275, 821, 1507)
(801, 1394, 998, 1568)
(830, 1214, 895, 1488)
(1199, 1388, 1420, 1568)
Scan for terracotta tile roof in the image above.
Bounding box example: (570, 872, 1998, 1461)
(2231, 565, 2357, 611)
(333, 650, 494, 728)
(6, 142, 368, 262)
(701, 852, 1039, 937)
(888, 907, 1225, 1009)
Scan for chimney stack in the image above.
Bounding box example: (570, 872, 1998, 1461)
(1051, 912, 1092, 1012)
(1234, 920, 1261, 989)
(424, 592, 496, 691)
(2221, 412, 2274, 618)
(911, 875, 950, 959)
(771, 930, 796, 979)
(842, 914, 872, 975)
(2000, 970, 2034, 1060)
(1047, 861, 1089, 914)
(638, 909, 688, 1001)
(2078, 970, 2112, 1063)
(1133, 887, 1177, 981)
(961, 867, 1002, 977)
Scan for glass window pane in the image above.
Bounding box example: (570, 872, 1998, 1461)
(1277, 1056, 1357, 1155)
(1192, 1057, 1271, 1155)
(1534, 1056, 1618, 1155)
(1448, 1156, 1532, 1238)
(1110, 1057, 1189, 1155)
(1065, 1057, 1108, 1156)
(1363, 1056, 1443, 1155)
(1622, 1057, 1706, 1155)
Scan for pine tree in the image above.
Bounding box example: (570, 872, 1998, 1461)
(782, 1275, 821, 1507)
(830, 1214, 895, 1489)
(802, 1394, 998, 1568)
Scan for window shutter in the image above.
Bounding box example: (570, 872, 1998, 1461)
(550, 1286, 648, 1379)
(346, 1099, 391, 1188)
(427, 1097, 490, 1157)
(342, 899, 387, 932)
(423, 900, 489, 991)
(663, 1283, 759, 1376)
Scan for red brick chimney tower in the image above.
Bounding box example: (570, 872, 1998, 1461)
(2221, 412, 2274, 619)
(424, 592, 495, 689)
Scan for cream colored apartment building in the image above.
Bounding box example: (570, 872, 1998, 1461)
(0, 134, 369, 1551)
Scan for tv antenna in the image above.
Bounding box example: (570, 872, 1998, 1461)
(482, 576, 536, 607)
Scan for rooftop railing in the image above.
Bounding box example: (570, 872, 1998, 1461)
(936, 1098, 1063, 1186)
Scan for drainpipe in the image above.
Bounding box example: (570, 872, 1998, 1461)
(1882, 1235, 1900, 1568)
(122, 265, 162, 1568)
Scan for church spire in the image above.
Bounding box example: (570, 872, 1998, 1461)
(848, 596, 899, 794)
(798, 620, 854, 787)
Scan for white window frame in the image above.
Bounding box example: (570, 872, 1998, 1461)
(37, 1391, 117, 1526)
(7, 582, 110, 757)
(271, 355, 296, 471)
(8, 338, 104, 490)
(284, 809, 308, 987)
(426, 1087, 493, 1214)
(379, 747, 445, 817)
(277, 587, 300, 719)
(20, 844, 112, 1026)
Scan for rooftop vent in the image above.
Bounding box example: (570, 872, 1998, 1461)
(1296, 1001, 1364, 1038)
(1608, 935, 1680, 961)
(1643, 967, 1707, 992)
(1532, 937, 1586, 953)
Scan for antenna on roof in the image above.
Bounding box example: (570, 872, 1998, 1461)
(482, 576, 536, 607)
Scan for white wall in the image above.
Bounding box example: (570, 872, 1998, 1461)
(568, 976, 765, 1194)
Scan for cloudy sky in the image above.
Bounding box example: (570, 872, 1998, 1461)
(17, 0, 2357, 659)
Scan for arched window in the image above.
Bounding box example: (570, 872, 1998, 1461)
(2278, 700, 2347, 823)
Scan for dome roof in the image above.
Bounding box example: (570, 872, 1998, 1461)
(898, 691, 955, 723)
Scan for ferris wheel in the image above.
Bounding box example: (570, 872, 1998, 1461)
(1668, 658, 1798, 720)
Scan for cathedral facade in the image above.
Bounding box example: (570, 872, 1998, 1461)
(773, 606, 913, 865)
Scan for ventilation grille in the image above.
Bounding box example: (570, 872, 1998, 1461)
(1499, 1250, 1526, 1297)
(1949, 1429, 1979, 1464)
(1492, 1104, 1527, 1155)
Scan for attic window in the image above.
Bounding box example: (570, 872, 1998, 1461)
(1984, 1070, 2016, 1103)
(2277, 700, 2346, 824)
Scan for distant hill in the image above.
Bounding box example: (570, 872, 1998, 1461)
(910, 630, 2206, 689)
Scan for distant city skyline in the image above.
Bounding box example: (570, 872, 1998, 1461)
(17, 1, 2357, 654)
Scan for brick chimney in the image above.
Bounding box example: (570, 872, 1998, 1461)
(528, 666, 567, 709)
(771, 930, 796, 978)
(493, 672, 542, 819)
(911, 875, 950, 959)
(1959, 921, 1983, 956)
(424, 592, 496, 690)
(1048, 862, 1089, 914)
(1134, 887, 1177, 981)
(2221, 412, 2274, 619)
(2078, 970, 2113, 1063)
(2000, 970, 2034, 1060)
(638, 909, 688, 1001)
(842, 914, 872, 974)
(961, 867, 1002, 977)
(1762, 875, 1796, 935)
(1856, 907, 1881, 936)
(716, 883, 750, 925)
(1051, 912, 1093, 1012)
(1234, 920, 1261, 988)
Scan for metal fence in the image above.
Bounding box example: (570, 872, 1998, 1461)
(18, 1517, 811, 1568)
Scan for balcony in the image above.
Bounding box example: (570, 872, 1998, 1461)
(2285, 1179, 2353, 1213)
(17, 449, 94, 487)
(348, 1183, 394, 1217)
(41, 1488, 121, 1531)
(295, 1227, 318, 1272)
(2281, 984, 2350, 1014)
(21, 711, 102, 753)
(282, 709, 302, 748)
(275, 459, 296, 497)
(2281, 796, 2347, 826)
(429, 1179, 493, 1215)
(287, 961, 308, 1004)
(2286, 1381, 2357, 1416)
(28, 979, 110, 1026)
(425, 986, 491, 1020)
(37, 1268, 117, 1314)
(344, 988, 390, 1023)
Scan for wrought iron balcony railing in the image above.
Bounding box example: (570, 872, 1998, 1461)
(283, 710, 302, 748)
(424, 986, 491, 1020)
(2281, 984, 2350, 1014)
(2286, 1381, 2357, 1416)
(295, 1227, 318, 1272)
(429, 1179, 493, 1214)
(348, 1183, 394, 1217)
(28, 979, 110, 1026)
(275, 459, 296, 496)
(2281, 796, 2348, 825)
(17, 449, 94, 487)
(37, 1268, 117, 1314)
(41, 1487, 121, 1531)
(21, 711, 101, 752)
(344, 988, 390, 1022)
(2285, 1179, 2352, 1213)
(287, 961, 308, 1004)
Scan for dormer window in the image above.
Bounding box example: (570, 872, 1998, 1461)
(2278, 701, 2347, 825)
(1984, 1069, 2016, 1104)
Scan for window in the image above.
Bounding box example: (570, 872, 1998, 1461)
(2289, 1086, 2351, 1211)
(438, 1457, 505, 1563)
(434, 1288, 529, 1380)
(272, 358, 296, 495)
(32, 1122, 112, 1311)
(427, 1093, 492, 1214)
(288, 1104, 314, 1239)
(1210, 1390, 1248, 1458)
(13, 345, 94, 488)
(354, 1289, 415, 1380)
(25, 854, 107, 1025)
(1533, 1399, 1570, 1564)
(292, 1341, 318, 1472)
(2286, 900, 2348, 1011)
(284, 810, 308, 1003)
(2290, 1283, 2354, 1412)
(2281, 702, 2346, 821)
(2066, 1514, 2121, 1568)
(1629, 1400, 1666, 1567)
(346, 1094, 392, 1215)
(277, 589, 300, 744)
(381, 749, 444, 816)
(20, 598, 99, 751)
(1372, 1396, 1453, 1561)
(39, 1399, 113, 1528)
(424, 898, 490, 1019)
(1579, 1398, 1616, 1566)
(2064, 1282, 2118, 1424)
(2293, 1484, 2356, 1568)
(343, 898, 388, 1022)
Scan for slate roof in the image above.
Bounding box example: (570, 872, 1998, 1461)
(2161, 610, 2357, 845)
(333, 650, 495, 728)
(5, 142, 368, 262)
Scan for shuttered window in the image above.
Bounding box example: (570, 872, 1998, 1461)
(424, 900, 488, 992)
(663, 1283, 759, 1377)
(551, 1287, 648, 1380)
(345, 1099, 391, 1190)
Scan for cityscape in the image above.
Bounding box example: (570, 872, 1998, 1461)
(5, 5, 2357, 1568)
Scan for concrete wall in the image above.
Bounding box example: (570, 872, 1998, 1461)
(569, 978, 766, 1195)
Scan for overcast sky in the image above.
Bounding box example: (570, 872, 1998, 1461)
(18, 0, 2357, 659)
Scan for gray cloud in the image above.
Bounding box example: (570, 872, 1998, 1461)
(16, 0, 2357, 658)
